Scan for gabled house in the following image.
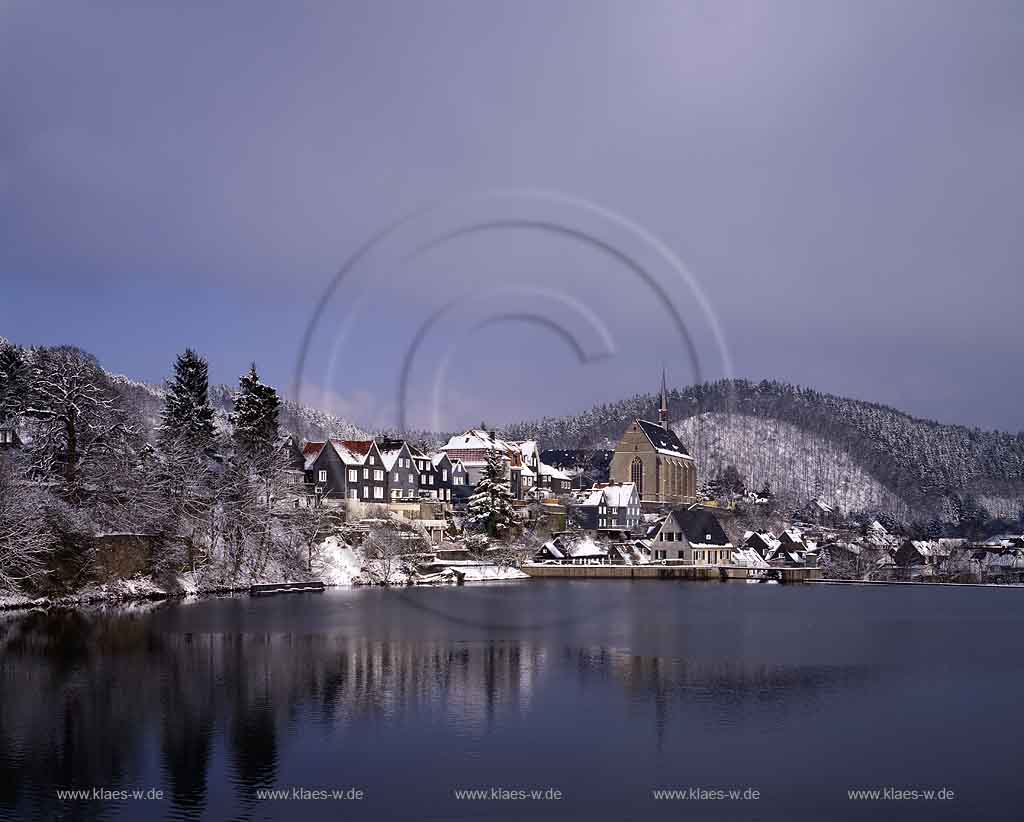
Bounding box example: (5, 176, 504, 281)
(741, 531, 781, 558)
(573, 482, 642, 533)
(439, 428, 572, 501)
(894, 539, 950, 570)
(303, 439, 388, 504)
(378, 438, 419, 502)
(649, 507, 732, 564)
(430, 452, 455, 502)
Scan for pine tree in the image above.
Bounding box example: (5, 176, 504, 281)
(230, 364, 281, 455)
(159, 349, 216, 448)
(466, 448, 519, 539)
(0, 342, 29, 422)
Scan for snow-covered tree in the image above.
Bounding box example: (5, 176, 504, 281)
(23, 346, 134, 491)
(0, 455, 51, 592)
(466, 449, 520, 539)
(0, 341, 29, 422)
(229, 364, 281, 455)
(160, 349, 216, 448)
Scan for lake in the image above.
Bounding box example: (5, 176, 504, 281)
(2, 580, 1023, 821)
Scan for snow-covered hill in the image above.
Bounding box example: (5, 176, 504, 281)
(503, 379, 1024, 519)
(676, 412, 905, 516)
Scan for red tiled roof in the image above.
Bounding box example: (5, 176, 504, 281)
(333, 439, 373, 456)
(303, 442, 325, 458)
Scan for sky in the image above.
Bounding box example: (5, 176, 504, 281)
(2, 0, 1022, 434)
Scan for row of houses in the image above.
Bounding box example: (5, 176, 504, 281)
(535, 506, 735, 567)
(299, 437, 467, 505)
(294, 428, 576, 508)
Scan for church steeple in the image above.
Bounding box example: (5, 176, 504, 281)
(659, 368, 669, 429)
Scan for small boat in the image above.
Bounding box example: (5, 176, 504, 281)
(250, 581, 326, 597)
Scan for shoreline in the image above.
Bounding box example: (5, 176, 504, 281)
(7, 573, 1024, 615)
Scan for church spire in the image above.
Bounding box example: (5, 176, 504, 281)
(659, 367, 669, 429)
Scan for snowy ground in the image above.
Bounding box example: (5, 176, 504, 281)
(0, 536, 531, 611)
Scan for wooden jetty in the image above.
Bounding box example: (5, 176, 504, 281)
(250, 581, 326, 597)
(522, 563, 821, 583)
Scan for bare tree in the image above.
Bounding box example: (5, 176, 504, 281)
(286, 496, 337, 572)
(23, 347, 134, 494)
(362, 524, 425, 585)
(0, 456, 52, 592)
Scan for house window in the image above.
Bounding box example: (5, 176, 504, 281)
(420, 474, 427, 484)
(393, 472, 399, 482)
(348, 489, 358, 499)
(428, 475, 434, 485)
(374, 470, 384, 481)
(368, 456, 375, 465)
(409, 474, 415, 483)
(348, 469, 358, 482)
(363, 468, 369, 479)
(318, 470, 327, 483)
(442, 470, 448, 481)
(373, 487, 383, 499)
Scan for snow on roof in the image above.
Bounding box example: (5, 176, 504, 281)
(538, 462, 572, 481)
(579, 482, 637, 508)
(303, 441, 326, 470)
(440, 429, 513, 453)
(732, 548, 770, 568)
(330, 439, 374, 465)
(742, 531, 781, 552)
(635, 419, 690, 458)
(568, 538, 606, 558)
(430, 452, 449, 467)
(377, 440, 409, 470)
(540, 540, 565, 558)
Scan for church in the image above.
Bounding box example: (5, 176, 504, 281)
(608, 372, 696, 506)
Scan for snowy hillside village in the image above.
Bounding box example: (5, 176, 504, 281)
(2, 342, 1024, 605)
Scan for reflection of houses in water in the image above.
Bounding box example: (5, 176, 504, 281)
(565, 645, 876, 746)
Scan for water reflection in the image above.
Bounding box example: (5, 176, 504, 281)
(1, 584, 1016, 821)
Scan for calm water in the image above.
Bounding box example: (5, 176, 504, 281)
(2, 580, 1023, 821)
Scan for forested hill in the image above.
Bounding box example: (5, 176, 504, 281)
(502, 379, 1024, 518)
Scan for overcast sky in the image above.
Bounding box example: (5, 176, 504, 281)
(2, 1, 1022, 433)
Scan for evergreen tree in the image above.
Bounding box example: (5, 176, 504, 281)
(229, 364, 281, 455)
(160, 349, 216, 447)
(0, 342, 29, 422)
(720, 464, 745, 497)
(466, 448, 519, 539)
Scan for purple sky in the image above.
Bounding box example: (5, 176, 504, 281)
(2, 1, 1022, 433)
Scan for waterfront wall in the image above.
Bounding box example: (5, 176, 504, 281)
(522, 564, 821, 583)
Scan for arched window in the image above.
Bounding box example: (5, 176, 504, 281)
(631, 456, 643, 497)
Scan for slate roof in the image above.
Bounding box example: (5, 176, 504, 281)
(661, 508, 732, 547)
(635, 419, 690, 458)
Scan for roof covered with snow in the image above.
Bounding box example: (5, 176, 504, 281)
(636, 419, 690, 458)
(579, 482, 638, 508)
